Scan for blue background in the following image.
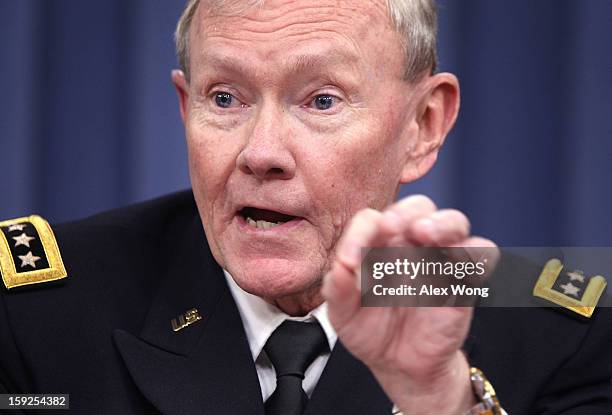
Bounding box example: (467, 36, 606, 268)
(1, 0, 611, 245)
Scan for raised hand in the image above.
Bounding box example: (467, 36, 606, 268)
(322, 195, 498, 415)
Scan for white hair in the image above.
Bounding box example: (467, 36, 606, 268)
(175, 0, 437, 82)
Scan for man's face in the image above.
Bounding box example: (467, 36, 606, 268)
(179, 0, 425, 303)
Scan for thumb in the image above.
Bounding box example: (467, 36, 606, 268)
(322, 261, 361, 330)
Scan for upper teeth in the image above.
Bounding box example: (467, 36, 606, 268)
(246, 217, 283, 230)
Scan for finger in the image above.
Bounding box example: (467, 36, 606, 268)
(411, 209, 471, 246)
(385, 194, 437, 227)
(335, 208, 385, 270)
(384, 195, 437, 243)
(448, 236, 500, 279)
(322, 262, 361, 329)
(449, 236, 498, 258)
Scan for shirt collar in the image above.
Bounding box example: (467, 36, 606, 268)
(224, 270, 337, 361)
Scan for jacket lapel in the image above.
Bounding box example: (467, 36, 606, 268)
(113, 213, 265, 415)
(305, 342, 392, 415)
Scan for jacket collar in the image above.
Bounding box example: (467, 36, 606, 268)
(113, 212, 265, 415)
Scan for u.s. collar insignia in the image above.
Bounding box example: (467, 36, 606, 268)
(533, 258, 607, 318)
(0, 215, 67, 290)
(171, 308, 203, 332)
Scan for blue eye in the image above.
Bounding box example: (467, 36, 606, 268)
(214, 92, 234, 108)
(313, 95, 335, 110)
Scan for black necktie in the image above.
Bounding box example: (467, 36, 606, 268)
(264, 320, 329, 415)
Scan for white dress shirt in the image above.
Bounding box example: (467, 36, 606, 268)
(224, 271, 338, 401)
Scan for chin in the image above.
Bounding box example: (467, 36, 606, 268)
(228, 256, 323, 300)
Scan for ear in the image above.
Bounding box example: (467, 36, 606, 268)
(400, 73, 460, 183)
(171, 69, 189, 123)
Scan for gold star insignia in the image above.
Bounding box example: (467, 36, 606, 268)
(534, 258, 607, 318)
(560, 282, 581, 297)
(0, 215, 68, 290)
(13, 233, 35, 248)
(7, 224, 26, 232)
(567, 270, 585, 283)
(18, 251, 41, 268)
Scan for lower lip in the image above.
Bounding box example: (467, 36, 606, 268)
(235, 214, 305, 233)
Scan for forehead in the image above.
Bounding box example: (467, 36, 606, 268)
(189, 0, 404, 76)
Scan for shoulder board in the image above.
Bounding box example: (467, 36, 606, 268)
(533, 258, 607, 318)
(0, 215, 67, 290)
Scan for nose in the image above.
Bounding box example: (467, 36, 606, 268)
(236, 104, 296, 180)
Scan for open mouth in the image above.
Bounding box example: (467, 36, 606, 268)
(238, 207, 299, 230)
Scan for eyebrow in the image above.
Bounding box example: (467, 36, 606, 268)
(287, 52, 361, 74)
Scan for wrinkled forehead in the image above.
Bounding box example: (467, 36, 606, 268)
(197, 0, 395, 56)
(188, 0, 403, 74)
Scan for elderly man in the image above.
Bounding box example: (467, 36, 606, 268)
(0, 0, 610, 414)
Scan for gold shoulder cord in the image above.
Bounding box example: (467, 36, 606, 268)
(0, 215, 67, 290)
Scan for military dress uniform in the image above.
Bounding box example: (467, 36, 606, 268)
(0, 191, 611, 414)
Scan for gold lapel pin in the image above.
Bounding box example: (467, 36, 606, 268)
(171, 308, 203, 332)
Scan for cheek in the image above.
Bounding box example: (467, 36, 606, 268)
(186, 125, 240, 223)
(315, 124, 404, 207)
(354, 109, 411, 201)
(301, 120, 405, 254)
